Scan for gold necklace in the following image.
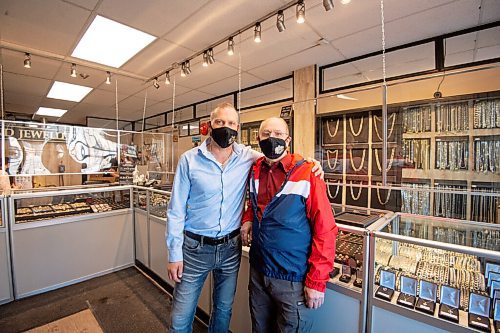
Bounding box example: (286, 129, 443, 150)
(376, 182, 392, 205)
(326, 118, 340, 138)
(349, 149, 366, 172)
(374, 147, 395, 172)
(373, 113, 396, 141)
(326, 149, 339, 170)
(349, 181, 363, 200)
(327, 180, 341, 199)
(349, 116, 364, 137)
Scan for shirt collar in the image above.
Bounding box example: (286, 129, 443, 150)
(263, 153, 293, 172)
(198, 137, 241, 157)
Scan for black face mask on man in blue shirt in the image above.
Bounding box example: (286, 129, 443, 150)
(211, 126, 238, 148)
(259, 137, 287, 160)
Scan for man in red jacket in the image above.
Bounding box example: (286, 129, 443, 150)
(241, 117, 337, 332)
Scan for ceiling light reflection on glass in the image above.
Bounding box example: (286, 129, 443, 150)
(47, 81, 93, 102)
(72, 15, 156, 68)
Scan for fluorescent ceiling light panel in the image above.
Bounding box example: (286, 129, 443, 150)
(72, 15, 156, 67)
(35, 107, 68, 118)
(47, 81, 93, 102)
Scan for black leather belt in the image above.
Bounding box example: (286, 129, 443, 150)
(184, 229, 240, 246)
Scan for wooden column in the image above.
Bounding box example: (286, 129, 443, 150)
(293, 65, 316, 157)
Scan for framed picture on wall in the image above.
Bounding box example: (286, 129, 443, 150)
(179, 123, 189, 137)
(189, 120, 200, 135)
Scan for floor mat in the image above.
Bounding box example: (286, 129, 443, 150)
(24, 309, 103, 333)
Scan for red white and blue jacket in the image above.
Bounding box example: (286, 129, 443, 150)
(243, 153, 338, 292)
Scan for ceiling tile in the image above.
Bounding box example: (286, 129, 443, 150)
(164, 0, 283, 50)
(63, 0, 100, 11)
(97, 0, 210, 37)
(3, 72, 52, 96)
(0, 0, 92, 55)
(122, 39, 193, 77)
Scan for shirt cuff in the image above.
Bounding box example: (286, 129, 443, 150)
(305, 277, 326, 292)
(168, 247, 183, 262)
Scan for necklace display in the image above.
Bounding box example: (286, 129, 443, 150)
(327, 180, 341, 199)
(471, 188, 498, 224)
(403, 139, 430, 170)
(348, 116, 364, 137)
(435, 102, 469, 132)
(473, 98, 500, 129)
(373, 113, 396, 141)
(349, 149, 366, 172)
(435, 140, 468, 171)
(326, 118, 340, 138)
(375, 182, 392, 205)
(434, 184, 467, 220)
(326, 149, 339, 170)
(474, 138, 499, 173)
(374, 147, 395, 172)
(402, 105, 431, 133)
(349, 181, 363, 201)
(401, 183, 430, 215)
(471, 229, 499, 251)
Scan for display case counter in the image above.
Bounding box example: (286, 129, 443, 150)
(367, 213, 500, 333)
(133, 187, 149, 266)
(9, 186, 134, 298)
(0, 196, 13, 305)
(313, 206, 392, 333)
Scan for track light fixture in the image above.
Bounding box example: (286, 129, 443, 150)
(323, 0, 334, 11)
(185, 60, 192, 75)
(254, 22, 262, 43)
(296, 0, 305, 24)
(165, 71, 171, 85)
(203, 51, 209, 67)
(153, 77, 160, 89)
(181, 62, 187, 77)
(276, 10, 286, 32)
(106, 71, 111, 84)
(70, 63, 77, 78)
(24, 53, 31, 69)
(227, 37, 235, 56)
(207, 48, 215, 65)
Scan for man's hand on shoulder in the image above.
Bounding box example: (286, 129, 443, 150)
(167, 261, 184, 283)
(304, 157, 324, 180)
(304, 286, 325, 309)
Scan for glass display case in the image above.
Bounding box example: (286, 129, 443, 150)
(368, 212, 500, 333)
(11, 186, 131, 224)
(0, 195, 14, 305)
(133, 187, 148, 211)
(149, 190, 169, 219)
(314, 205, 392, 333)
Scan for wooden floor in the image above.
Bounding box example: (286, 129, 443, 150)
(25, 309, 103, 333)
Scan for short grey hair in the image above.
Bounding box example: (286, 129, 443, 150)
(210, 102, 240, 123)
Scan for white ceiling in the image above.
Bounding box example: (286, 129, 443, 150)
(0, 0, 499, 125)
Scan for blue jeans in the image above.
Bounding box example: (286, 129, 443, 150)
(169, 233, 242, 333)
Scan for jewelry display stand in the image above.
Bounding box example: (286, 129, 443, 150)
(319, 93, 499, 222)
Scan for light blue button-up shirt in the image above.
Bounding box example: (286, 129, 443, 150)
(166, 138, 261, 262)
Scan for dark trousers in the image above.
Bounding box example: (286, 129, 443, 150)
(249, 266, 314, 333)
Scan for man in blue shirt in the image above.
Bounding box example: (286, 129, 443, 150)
(166, 103, 322, 332)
